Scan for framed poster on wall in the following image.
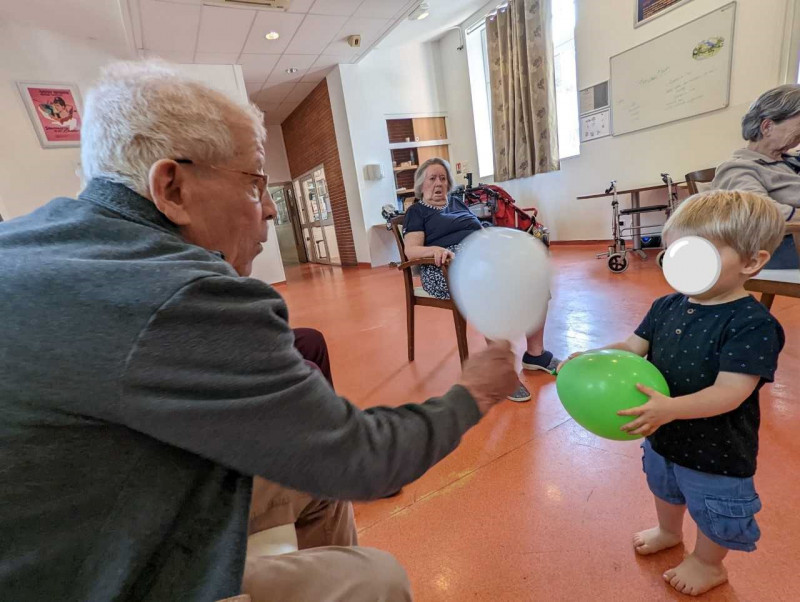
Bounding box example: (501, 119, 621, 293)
(635, 0, 695, 27)
(16, 82, 83, 148)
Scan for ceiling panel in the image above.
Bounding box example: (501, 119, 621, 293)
(135, 0, 416, 123)
(325, 17, 391, 57)
(309, 0, 363, 16)
(286, 0, 316, 12)
(194, 52, 241, 64)
(238, 54, 281, 83)
(241, 11, 306, 55)
(354, 0, 405, 19)
(244, 80, 265, 97)
(196, 5, 255, 54)
(285, 14, 349, 55)
(285, 82, 320, 104)
(143, 48, 196, 63)
(255, 82, 298, 105)
(140, 0, 201, 52)
(301, 66, 335, 83)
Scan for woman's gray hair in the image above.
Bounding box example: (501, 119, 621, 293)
(81, 60, 266, 197)
(741, 84, 800, 142)
(413, 157, 455, 199)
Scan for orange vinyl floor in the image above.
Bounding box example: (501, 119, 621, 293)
(275, 245, 799, 602)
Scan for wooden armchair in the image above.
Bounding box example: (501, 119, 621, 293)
(745, 223, 800, 310)
(389, 215, 468, 363)
(684, 168, 717, 195)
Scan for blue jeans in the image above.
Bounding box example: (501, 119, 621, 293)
(641, 439, 762, 552)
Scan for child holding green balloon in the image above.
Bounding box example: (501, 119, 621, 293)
(561, 191, 787, 597)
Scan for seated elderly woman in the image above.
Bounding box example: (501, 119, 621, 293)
(402, 158, 560, 403)
(713, 84, 800, 268)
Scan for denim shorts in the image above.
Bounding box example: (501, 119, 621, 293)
(641, 439, 762, 552)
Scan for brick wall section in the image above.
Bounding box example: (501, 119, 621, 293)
(281, 80, 357, 266)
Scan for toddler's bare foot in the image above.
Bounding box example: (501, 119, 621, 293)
(663, 554, 728, 596)
(633, 526, 682, 555)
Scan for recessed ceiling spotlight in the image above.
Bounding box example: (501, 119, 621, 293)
(265, 31, 280, 40)
(285, 68, 298, 74)
(408, 2, 430, 20)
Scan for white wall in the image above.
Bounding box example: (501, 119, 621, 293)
(438, 0, 791, 241)
(0, 21, 125, 219)
(334, 42, 449, 266)
(265, 124, 292, 184)
(177, 63, 286, 284)
(327, 66, 371, 264)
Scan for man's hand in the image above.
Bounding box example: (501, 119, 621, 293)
(432, 247, 455, 267)
(458, 341, 518, 415)
(617, 384, 675, 437)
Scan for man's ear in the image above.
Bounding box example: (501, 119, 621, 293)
(149, 159, 192, 226)
(742, 249, 771, 277)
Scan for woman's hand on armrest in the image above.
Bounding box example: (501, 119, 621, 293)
(403, 232, 454, 266)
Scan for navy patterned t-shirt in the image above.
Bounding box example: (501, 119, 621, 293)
(634, 293, 784, 477)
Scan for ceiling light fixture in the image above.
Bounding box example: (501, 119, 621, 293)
(285, 68, 298, 74)
(408, 2, 430, 21)
(265, 31, 280, 40)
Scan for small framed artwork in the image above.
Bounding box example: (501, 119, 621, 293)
(17, 82, 83, 148)
(635, 0, 695, 28)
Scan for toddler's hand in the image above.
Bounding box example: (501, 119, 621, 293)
(556, 351, 583, 374)
(617, 384, 674, 437)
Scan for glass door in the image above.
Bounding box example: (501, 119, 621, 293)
(293, 165, 340, 265)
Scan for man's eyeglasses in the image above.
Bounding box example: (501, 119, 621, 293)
(174, 158, 270, 200)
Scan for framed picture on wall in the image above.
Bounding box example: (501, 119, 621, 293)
(16, 82, 83, 148)
(635, 0, 695, 27)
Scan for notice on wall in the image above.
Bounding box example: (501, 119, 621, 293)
(579, 81, 609, 116)
(580, 109, 611, 142)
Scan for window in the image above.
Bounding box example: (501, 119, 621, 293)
(466, 0, 579, 177)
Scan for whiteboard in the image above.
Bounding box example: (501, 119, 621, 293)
(610, 2, 736, 136)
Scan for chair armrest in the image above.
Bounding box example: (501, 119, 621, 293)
(397, 257, 438, 270)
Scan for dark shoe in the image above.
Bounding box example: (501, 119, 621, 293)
(522, 350, 560, 374)
(507, 383, 532, 403)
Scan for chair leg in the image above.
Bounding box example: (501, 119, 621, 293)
(760, 293, 775, 310)
(407, 300, 415, 362)
(453, 309, 469, 364)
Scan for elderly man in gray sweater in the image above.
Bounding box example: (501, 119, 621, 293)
(0, 61, 518, 601)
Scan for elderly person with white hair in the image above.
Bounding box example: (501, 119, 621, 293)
(0, 62, 520, 601)
(712, 84, 800, 268)
(403, 158, 560, 403)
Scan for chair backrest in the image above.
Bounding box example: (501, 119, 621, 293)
(390, 215, 409, 263)
(684, 167, 717, 195)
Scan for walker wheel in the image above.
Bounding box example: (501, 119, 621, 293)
(657, 250, 665, 269)
(608, 253, 629, 273)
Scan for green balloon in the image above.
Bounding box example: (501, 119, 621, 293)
(556, 350, 670, 441)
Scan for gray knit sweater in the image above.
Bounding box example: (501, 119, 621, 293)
(0, 179, 481, 601)
(712, 148, 800, 221)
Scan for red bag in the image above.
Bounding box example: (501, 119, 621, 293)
(461, 185, 549, 246)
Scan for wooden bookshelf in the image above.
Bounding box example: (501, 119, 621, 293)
(386, 116, 450, 210)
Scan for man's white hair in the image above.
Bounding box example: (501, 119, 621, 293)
(81, 60, 266, 197)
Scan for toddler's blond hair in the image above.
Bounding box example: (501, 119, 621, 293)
(662, 190, 786, 260)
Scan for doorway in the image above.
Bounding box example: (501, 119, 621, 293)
(270, 182, 305, 266)
(293, 165, 341, 265)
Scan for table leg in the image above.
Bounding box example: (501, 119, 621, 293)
(631, 192, 646, 258)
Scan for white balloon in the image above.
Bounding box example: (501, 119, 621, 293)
(662, 236, 721, 296)
(449, 228, 551, 341)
